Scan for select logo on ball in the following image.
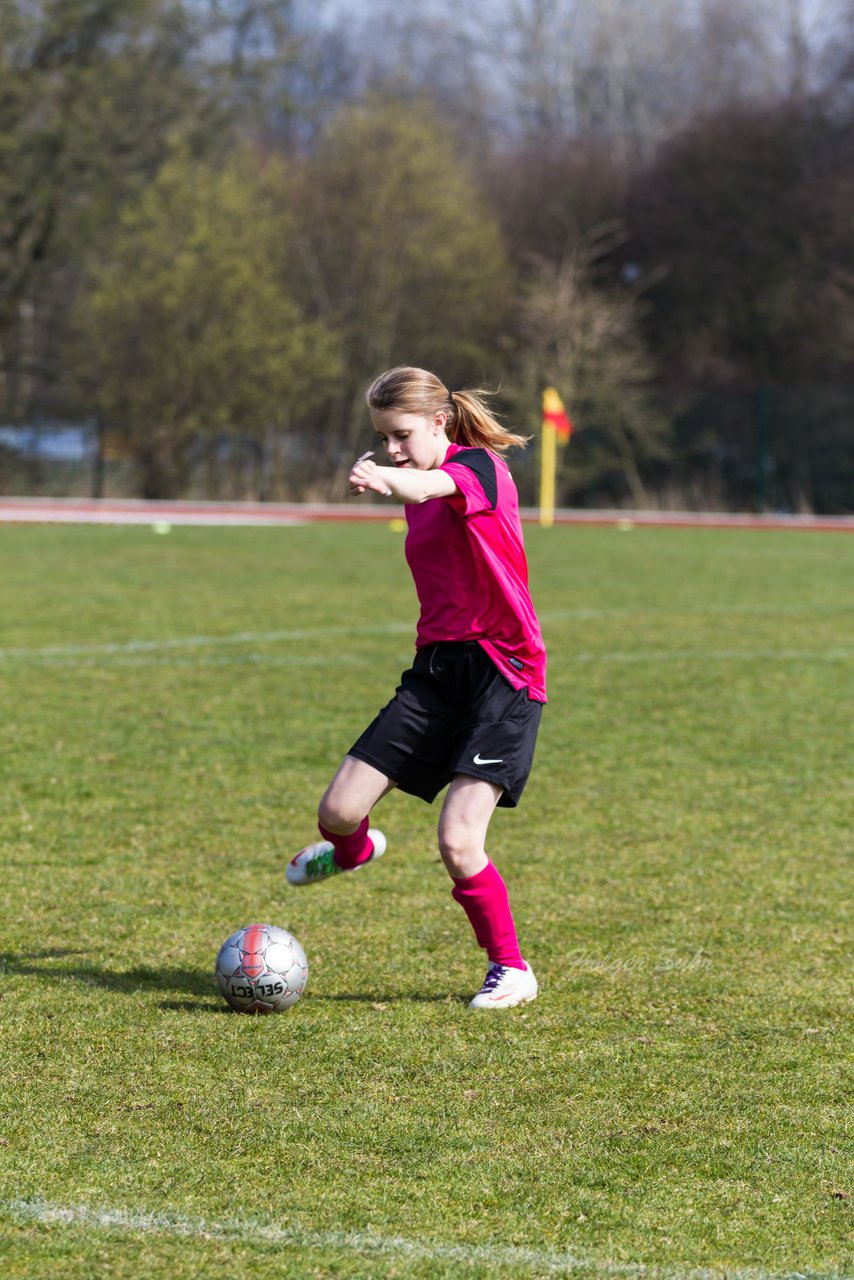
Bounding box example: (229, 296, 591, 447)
(215, 923, 308, 1013)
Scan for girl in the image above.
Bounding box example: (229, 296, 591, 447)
(287, 366, 547, 1009)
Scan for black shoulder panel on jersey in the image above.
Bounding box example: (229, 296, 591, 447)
(450, 448, 497, 510)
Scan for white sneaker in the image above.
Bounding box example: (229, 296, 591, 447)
(286, 829, 386, 886)
(469, 961, 538, 1010)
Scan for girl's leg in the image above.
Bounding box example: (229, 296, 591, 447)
(436, 774, 500, 879)
(317, 755, 396, 868)
(438, 775, 525, 971)
(287, 756, 395, 884)
(319, 754, 397, 834)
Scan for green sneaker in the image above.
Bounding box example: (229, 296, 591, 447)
(286, 830, 386, 886)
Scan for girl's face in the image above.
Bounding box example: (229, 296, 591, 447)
(371, 409, 450, 471)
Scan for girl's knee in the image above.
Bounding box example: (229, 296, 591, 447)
(438, 826, 463, 864)
(318, 787, 362, 835)
(317, 757, 393, 834)
(438, 821, 486, 879)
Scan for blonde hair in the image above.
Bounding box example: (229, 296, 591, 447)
(366, 366, 529, 454)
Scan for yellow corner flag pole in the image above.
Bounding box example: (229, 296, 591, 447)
(539, 387, 572, 528)
(540, 413, 557, 528)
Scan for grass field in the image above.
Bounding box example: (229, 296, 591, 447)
(0, 520, 851, 1280)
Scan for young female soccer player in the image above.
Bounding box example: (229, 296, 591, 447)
(287, 366, 547, 1009)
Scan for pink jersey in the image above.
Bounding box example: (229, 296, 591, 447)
(404, 442, 547, 702)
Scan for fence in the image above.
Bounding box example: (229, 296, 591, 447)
(1, 385, 851, 513)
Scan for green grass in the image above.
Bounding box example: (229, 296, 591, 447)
(0, 521, 851, 1279)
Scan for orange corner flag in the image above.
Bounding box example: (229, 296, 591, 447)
(542, 387, 573, 443)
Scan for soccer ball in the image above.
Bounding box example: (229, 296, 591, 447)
(215, 923, 308, 1014)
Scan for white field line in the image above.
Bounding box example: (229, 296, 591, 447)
(7, 647, 853, 671)
(0, 621, 413, 662)
(0, 1197, 841, 1280)
(16, 652, 376, 669)
(0, 637, 850, 670)
(571, 647, 854, 664)
(1, 604, 852, 666)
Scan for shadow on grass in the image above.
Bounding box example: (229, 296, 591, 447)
(0, 952, 472, 1008)
(308, 991, 470, 1005)
(158, 998, 228, 1013)
(0, 951, 213, 998)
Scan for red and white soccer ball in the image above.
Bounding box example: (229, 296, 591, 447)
(215, 923, 308, 1013)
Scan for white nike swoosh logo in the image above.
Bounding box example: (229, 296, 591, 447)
(473, 753, 504, 765)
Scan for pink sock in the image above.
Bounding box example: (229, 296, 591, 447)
(319, 818, 374, 870)
(451, 861, 525, 970)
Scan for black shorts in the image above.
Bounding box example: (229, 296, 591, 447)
(348, 641, 543, 808)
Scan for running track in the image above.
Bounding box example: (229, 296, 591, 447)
(0, 496, 851, 531)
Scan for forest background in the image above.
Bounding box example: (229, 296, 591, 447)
(1, 0, 853, 513)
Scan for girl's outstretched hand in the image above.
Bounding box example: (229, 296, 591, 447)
(349, 451, 393, 496)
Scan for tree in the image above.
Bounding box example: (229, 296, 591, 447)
(0, 0, 221, 322)
(626, 95, 854, 512)
(516, 238, 669, 507)
(0, 0, 223, 417)
(72, 148, 340, 497)
(288, 97, 515, 467)
(207, 0, 359, 149)
(0, 0, 348, 422)
(627, 98, 854, 385)
(484, 135, 627, 270)
(343, 0, 814, 161)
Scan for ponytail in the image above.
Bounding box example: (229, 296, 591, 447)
(366, 366, 529, 455)
(447, 387, 529, 454)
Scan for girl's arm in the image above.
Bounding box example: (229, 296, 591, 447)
(349, 457, 457, 504)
